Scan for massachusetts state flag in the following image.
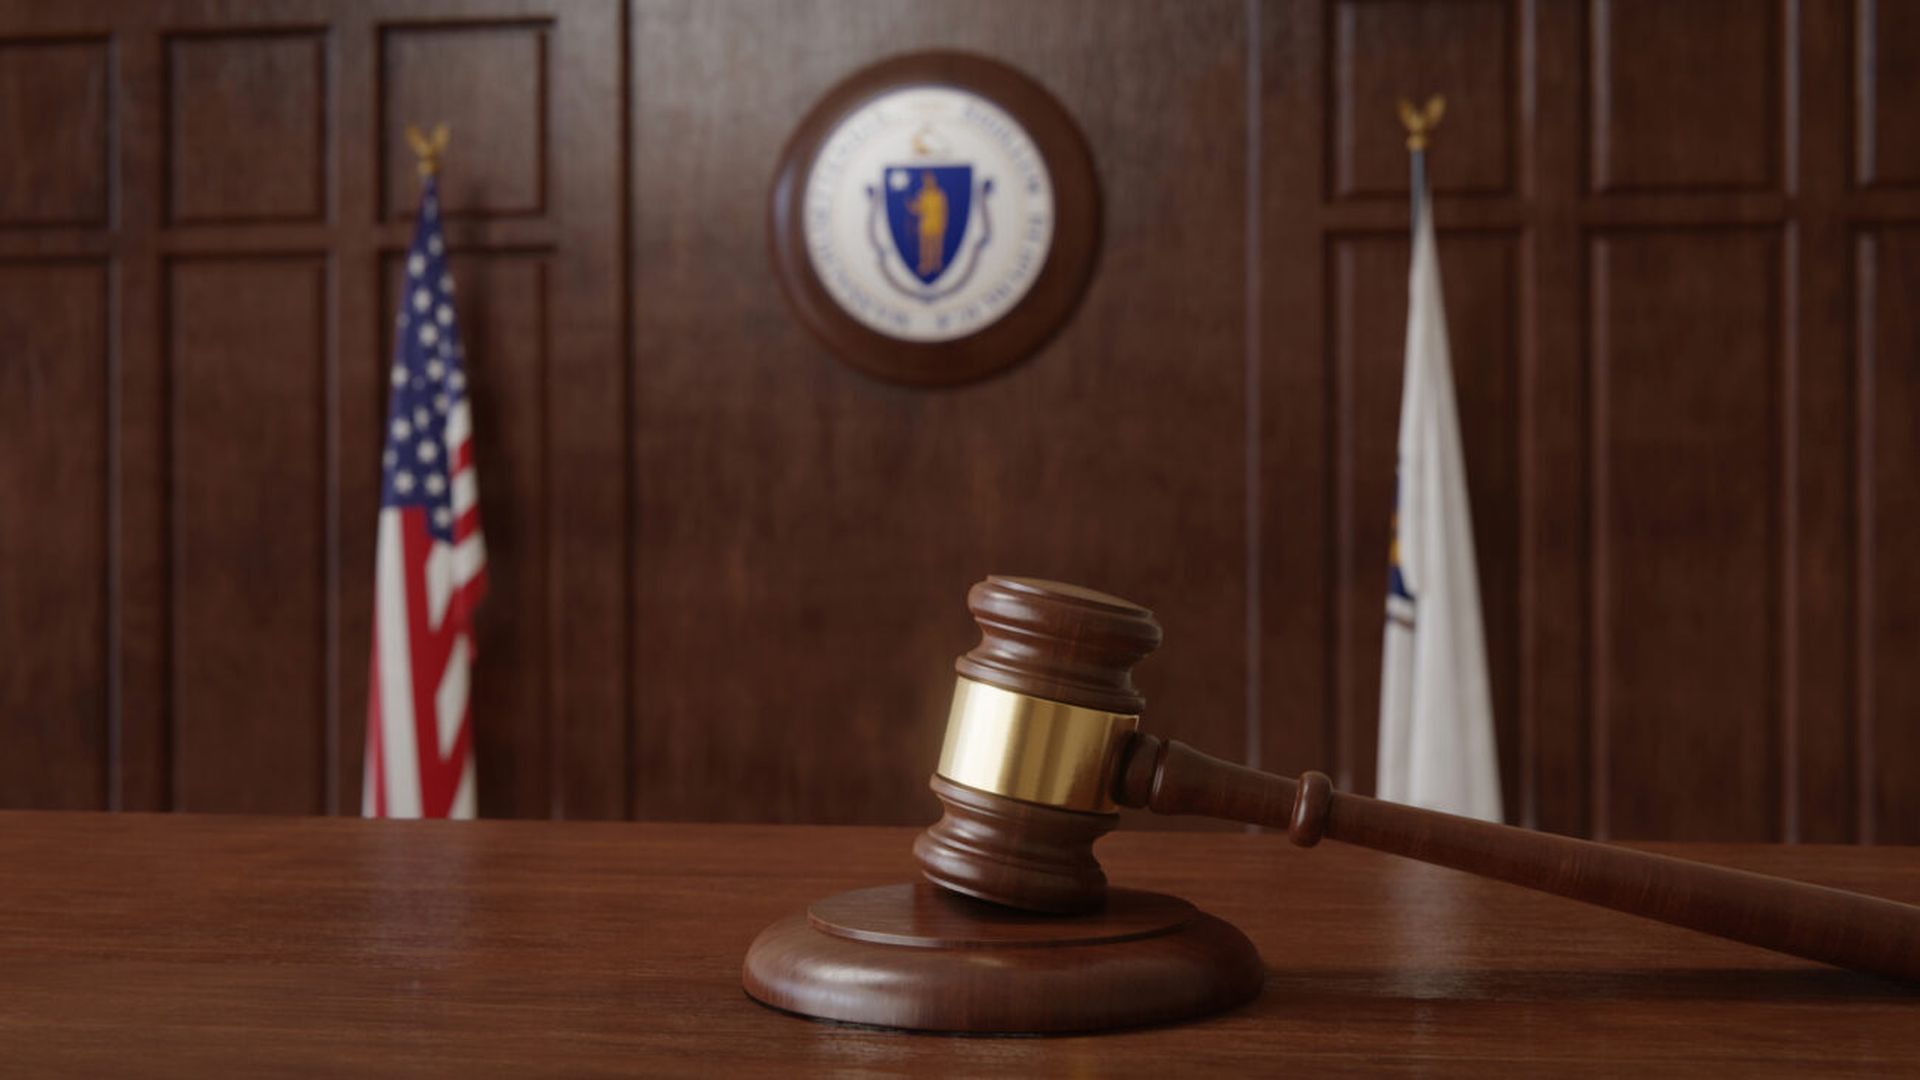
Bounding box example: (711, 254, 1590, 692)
(363, 175, 487, 819)
(1375, 164, 1502, 823)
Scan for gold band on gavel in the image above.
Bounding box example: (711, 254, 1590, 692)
(934, 677, 1140, 814)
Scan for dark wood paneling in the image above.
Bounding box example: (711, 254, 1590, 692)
(0, 261, 109, 808)
(1590, 229, 1783, 841)
(534, 0, 627, 820)
(380, 22, 547, 220)
(169, 257, 329, 813)
(0, 0, 621, 820)
(1328, 231, 1521, 809)
(1858, 228, 1920, 844)
(0, 0, 1913, 841)
(0, 38, 110, 226)
(632, 0, 1250, 824)
(1523, 0, 1591, 838)
(1260, 0, 1332, 783)
(1589, 0, 1781, 193)
(114, 30, 170, 813)
(166, 31, 328, 223)
(9, 815, 1920, 1075)
(1855, 0, 1920, 188)
(1329, 0, 1513, 199)
(1787, 0, 1857, 845)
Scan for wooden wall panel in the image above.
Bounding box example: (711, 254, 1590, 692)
(1858, 228, 1920, 843)
(632, 0, 1251, 824)
(1784, 0, 1855, 845)
(166, 31, 327, 223)
(1855, 0, 1920, 188)
(1258, 0, 1331, 785)
(0, 0, 620, 820)
(1589, 0, 1781, 192)
(1517, 0, 1589, 838)
(1328, 231, 1521, 802)
(1330, 0, 1513, 199)
(169, 257, 330, 813)
(0, 38, 110, 226)
(1590, 230, 1783, 840)
(0, 262, 109, 808)
(0, 0, 1915, 840)
(379, 22, 547, 219)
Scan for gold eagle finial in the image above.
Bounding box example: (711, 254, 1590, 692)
(405, 122, 451, 178)
(1397, 95, 1446, 153)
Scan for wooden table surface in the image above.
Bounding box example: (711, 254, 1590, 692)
(2, 812, 1916, 1076)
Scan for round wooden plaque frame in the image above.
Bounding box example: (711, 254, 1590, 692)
(742, 884, 1263, 1034)
(768, 51, 1101, 387)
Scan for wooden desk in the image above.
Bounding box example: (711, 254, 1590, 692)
(2, 812, 1915, 1075)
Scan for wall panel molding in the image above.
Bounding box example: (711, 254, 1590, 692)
(166, 254, 330, 813)
(0, 258, 111, 808)
(0, 0, 621, 822)
(377, 20, 550, 222)
(1327, 0, 1517, 201)
(1586, 226, 1786, 841)
(1588, 0, 1784, 194)
(1853, 0, 1920, 190)
(1852, 226, 1920, 843)
(0, 37, 112, 227)
(1, 0, 1914, 841)
(164, 29, 329, 225)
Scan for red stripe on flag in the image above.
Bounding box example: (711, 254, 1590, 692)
(396, 508, 479, 818)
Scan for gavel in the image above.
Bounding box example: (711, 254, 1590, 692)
(913, 575, 1920, 983)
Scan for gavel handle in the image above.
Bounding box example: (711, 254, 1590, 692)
(1115, 733, 1920, 983)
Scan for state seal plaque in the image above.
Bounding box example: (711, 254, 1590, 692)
(770, 51, 1100, 386)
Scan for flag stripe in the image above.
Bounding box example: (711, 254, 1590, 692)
(374, 512, 424, 818)
(364, 174, 486, 821)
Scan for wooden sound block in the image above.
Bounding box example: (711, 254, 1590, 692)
(742, 883, 1263, 1034)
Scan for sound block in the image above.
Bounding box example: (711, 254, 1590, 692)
(742, 883, 1263, 1034)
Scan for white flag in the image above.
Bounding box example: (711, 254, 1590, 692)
(1375, 178, 1503, 823)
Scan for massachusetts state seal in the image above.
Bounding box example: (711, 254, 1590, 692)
(801, 87, 1054, 343)
(771, 52, 1099, 385)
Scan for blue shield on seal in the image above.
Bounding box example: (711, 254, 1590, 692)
(883, 165, 972, 286)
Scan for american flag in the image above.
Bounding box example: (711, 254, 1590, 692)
(363, 175, 487, 819)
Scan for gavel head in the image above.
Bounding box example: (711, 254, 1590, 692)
(912, 576, 1162, 914)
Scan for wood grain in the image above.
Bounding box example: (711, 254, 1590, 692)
(0, 37, 111, 225)
(1859, 227, 1920, 844)
(1259, 0, 1920, 845)
(0, 262, 109, 808)
(2, 0, 1920, 839)
(1118, 735, 1920, 983)
(1588, 0, 1781, 192)
(1590, 229, 1784, 841)
(169, 257, 329, 814)
(0, 0, 625, 820)
(743, 883, 1262, 1032)
(166, 30, 327, 223)
(0, 812, 1915, 1075)
(632, 0, 1252, 825)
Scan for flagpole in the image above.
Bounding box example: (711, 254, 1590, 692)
(1397, 95, 1445, 229)
(367, 120, 485, 819)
